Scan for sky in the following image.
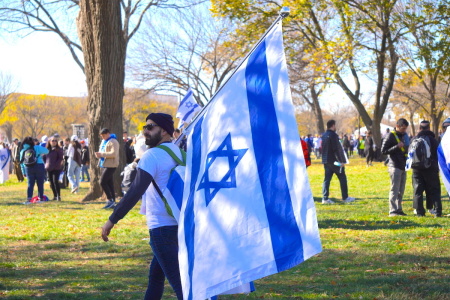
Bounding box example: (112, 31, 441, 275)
(0, 21, 357, 111)
(0, 31, 88, 97)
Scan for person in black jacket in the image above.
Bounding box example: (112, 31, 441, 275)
(80, 141, 90, 182)
(364, 130, 375, 166)
(411, 121, 442, 217)
(381, 118, 409, 217)
(321, 120, 355, 204)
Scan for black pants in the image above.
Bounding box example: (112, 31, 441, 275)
(101, 167, 116, 200)
(48, 170, 61, 198)
(366, 148, 374, 164)
(322, 163, 348, 200)
(412, 170, 442, 216)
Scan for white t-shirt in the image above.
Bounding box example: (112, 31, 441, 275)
(138, 142, 181, 229)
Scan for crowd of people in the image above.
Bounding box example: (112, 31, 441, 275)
(0, 116, 448, 216)
(0, 112, 448, 300)
(300, 118, 450, 217)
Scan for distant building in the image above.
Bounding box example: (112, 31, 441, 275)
(72, 124, 86, 139)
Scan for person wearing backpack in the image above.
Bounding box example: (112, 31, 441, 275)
(410, 121, 442, 217)
(381, 118, 409, 217)
(101, 113, 184, 299)
(20, 136, 49, 204)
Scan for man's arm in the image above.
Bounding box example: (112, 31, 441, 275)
(381, 133, 403, 155)
(332, 134, 346, 163)
(101, 167, 153, 242)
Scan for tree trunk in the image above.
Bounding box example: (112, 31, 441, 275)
(408, 110, 416, 137)
(77, 0, 126, 202)
(310, 85, 325, 134)
(0, 122, 13, 144)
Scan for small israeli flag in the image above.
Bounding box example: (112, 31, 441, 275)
(0, 146, 10, 184)
(178, 21, 322, 300)
(176, 88, 201, 129)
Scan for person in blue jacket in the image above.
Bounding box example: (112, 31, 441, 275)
(20, 136, 49, 204)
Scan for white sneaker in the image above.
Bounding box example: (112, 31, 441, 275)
(428, 209, 436, 215)
(344, 197, 355, 203)
(322, 199, 335, 204)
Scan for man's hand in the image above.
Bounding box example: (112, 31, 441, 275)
(101, 220, 115, 242)
(95, 152, 101, 158)
(397, 142, 404, 148)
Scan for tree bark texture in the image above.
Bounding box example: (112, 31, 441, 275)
(77, 0, 126, 202)
(310, 85, 325, 134)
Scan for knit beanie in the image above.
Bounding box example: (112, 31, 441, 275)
(146, 113, 174, 137)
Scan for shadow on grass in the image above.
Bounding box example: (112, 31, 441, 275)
(318, 219, 446, 230)
(221, 250, 450, 299)
(1, 246, 449, 299)
(0, 201, 87, 209)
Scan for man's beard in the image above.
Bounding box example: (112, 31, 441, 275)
(145, 129, 162, 148)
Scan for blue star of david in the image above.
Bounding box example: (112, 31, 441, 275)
(185, 101, 194, 109)
(197, 133, 248, 206)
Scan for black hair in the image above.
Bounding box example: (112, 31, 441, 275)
(21, 137, 34, 149)
(327, 120, 336, 129)
(396, 118, 409, 127)
(419, 120, 430, 130)
(100, 128, 110, 134)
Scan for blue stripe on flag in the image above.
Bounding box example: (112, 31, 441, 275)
(179, 89, 194, 107)
(184, 116, 204, 300)
(182, 105, 200, 122)
(438, 145, 450, 183)
(245, 40, 304, 272)
(167, 170, 184, 210)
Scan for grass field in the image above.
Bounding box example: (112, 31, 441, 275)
(1, 158, 449, 299)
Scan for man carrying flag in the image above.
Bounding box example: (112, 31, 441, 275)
(176, 88, 201, 129)
(178, 17, 322, 299)
(101, 113, 184, 299)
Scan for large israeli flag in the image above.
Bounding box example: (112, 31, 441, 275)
(178, 22, 322, 300)
(438, 130, 450, 193)
(176, 88, 202, 129)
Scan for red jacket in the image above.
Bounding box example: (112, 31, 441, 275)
(301, 139, 311, 167)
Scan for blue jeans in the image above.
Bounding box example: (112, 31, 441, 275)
(67, 159, 81, 190)
(81, 164, 90, 181)
(145, 225, 183, 300)
(25, 163, 46, 199)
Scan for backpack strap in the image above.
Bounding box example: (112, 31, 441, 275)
(391, 131, 407, 156)
(151, 177, 174, 218)
(156, 144, 186, 166)
(149, 144, 186, 218)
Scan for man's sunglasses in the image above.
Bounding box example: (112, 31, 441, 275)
(143, 124, 159, 131)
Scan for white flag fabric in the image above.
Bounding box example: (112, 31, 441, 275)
(178, 22, 322, 300)
(176, 88, 202, 129)
(165, 166, 256, 297)
(0, 147, 11, 184)
(438, 131, 450, 193)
